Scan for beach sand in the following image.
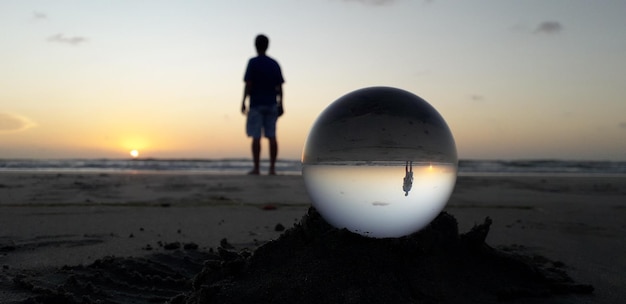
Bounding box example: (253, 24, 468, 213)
(0, 172, 624, 303)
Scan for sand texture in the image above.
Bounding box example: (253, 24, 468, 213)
(175, 208, 592, 304)
(0, 172, 625, 303)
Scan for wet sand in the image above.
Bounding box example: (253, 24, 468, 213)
(0, 172, 624, 303)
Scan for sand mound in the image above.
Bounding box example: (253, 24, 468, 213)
(173, 208, 593, 304)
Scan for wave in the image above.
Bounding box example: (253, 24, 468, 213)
(0, 158, 625, 175)
(458, 159, 626, 175)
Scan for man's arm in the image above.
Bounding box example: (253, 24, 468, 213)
(276, 84, 284, 116)
(242, 82, 251, 114)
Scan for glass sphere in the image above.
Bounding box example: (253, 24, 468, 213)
(302, 87, 458, 238)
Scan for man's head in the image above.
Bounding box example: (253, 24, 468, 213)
(255, 34, 269, 55)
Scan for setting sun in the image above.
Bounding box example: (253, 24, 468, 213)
(130, 150, 139, 158)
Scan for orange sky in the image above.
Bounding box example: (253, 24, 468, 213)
(1, 1, 625, 160)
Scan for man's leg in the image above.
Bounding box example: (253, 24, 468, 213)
(250, 138, 261, 175)
(268, 137, 278, 175)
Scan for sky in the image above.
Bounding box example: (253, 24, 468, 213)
(1, 0, 625, 161)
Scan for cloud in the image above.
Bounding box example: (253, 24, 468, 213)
(48, 33, 88, 46)
(341, 0, 431, 7)
(33, 11, 47, 20)
(0, 113, 37, 133)
(619, 122, 626, 129)
(342, 0, 400, 6)
(469, 94, 484, 102)
(534, 21, 562, 34)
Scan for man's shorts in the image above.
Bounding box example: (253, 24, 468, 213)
(246, 105, 278, 139)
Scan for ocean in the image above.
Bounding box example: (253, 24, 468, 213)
(0, 158, 625, 176)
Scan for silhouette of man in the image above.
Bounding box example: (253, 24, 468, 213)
(241, 34, 284, 175)
(403, 161, 414, 196)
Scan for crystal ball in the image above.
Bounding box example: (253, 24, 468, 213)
(302, 87, 458, 238)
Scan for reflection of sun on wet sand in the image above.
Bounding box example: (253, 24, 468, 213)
(0, 172, 624, 303)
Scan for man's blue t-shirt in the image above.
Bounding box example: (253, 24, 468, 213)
(244, 55, 284, 107)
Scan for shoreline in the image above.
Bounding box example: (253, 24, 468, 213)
(2, 168, 626, 178)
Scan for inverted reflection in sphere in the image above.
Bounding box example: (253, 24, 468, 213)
(302, 87, 458, 238)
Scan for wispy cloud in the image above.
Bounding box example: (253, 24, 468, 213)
(534, 21, 562, 35)
(340, 0, 431, 7)
(33, 11, 47, 20)
(469, 94, 484, 102)
(48, 33, 88, 46)
(342, 0, 400, 6)
(0, 113, 37, 133)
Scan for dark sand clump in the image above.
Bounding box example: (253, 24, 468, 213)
(173, 208, 593, 304)
(4, 250, 212, 304)
(7, 208, 593, 304)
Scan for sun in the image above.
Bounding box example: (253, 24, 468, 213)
(130, 150, 139, 158)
